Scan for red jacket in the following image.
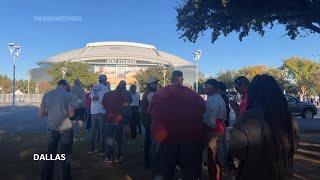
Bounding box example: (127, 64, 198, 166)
(101, 90, 132, 123)
(150, 84, 206, 144)
(85, 92, 91, 110)
(102, 90, 126, 123)
(239, 92, 248, 116)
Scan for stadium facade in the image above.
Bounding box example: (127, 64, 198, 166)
(31, 41, 196, 88)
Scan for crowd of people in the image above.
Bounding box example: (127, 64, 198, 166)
(39, 70, 299, 180)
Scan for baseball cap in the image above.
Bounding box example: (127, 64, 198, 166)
(99, 74, 107, 81)
(204, 79, 220, 88)
(147, 76, 159, 84)
(58, 79, 69, 86)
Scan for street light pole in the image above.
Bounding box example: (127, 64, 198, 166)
(162, 70, 166, 87)
(281, 68, 289, 94)
(193, 50, 202, 93)
(27, 73, 31, 95)
(8, 43, 21, 108)
(61, 67, 67, 79)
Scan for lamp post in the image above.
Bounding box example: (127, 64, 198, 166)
(27, 73, 31, 103)
(61, 67, 67, 79)
(281, 68, 289, 94)
(8, 43, 22, 108)
(27, 73, 31, 95)
(193, 50, 202, 92)
(162, 69, 167, 87)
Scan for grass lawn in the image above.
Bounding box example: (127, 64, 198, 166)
(0, 132, 151, 180)
(0, 131, 319, 180)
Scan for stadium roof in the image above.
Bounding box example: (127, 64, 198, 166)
(38, 41, 194, 67)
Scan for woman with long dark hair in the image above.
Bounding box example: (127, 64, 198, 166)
(229, 74, 298, 180)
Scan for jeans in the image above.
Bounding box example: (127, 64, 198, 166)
(85, 110, 91, 130)
(151, 142, 203, 180)
(144, 124, 151, 168)
(41, 128, 73, 180)
(207, 134, 228, 180)
(104, 122, 124, 160)
(130, 106, 141, 139)
(89, 113, 105, 152)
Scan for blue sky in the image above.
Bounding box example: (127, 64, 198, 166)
(0, 0, 319, 80)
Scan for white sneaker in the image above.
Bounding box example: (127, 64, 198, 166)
(104, 158, 112, 163)
(88, 149, 98, 154)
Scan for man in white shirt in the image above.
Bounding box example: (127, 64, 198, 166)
(88, 74, 110, 154)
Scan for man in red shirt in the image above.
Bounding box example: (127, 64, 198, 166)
(150, 70, 206, 179)
(230, 76, 250, 118)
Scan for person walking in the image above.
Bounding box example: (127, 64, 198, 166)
(102, 80, 132, 163)
(70, 79, 86, 121)
(129, 84, 142, 140)
(230, 76, 250, 118)
(141, 76, 159, 168)
(88, 74, 110, 155)
(150, 70, 206, 179)
(70, 79, 86, 140)
(229, 74, 299, 180)
(85, 84, 93, 138)
(40, 80, 75, 180)
(203, 79, 228, 180)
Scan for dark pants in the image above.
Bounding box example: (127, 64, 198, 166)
(104, 122, 124, 160)
(41, 128, 73, 180)
(86, 110, 91, 130)
(130, 106, 141, 139)
(207, 134, 228, 180)
(89, 113, 105, 152)
(70, 108, 86, 121)
(144, 124, 151, 168)
(151, 142, 203, 180)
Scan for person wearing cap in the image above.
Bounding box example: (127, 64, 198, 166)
(88, 74, 110, 154)
(149, 70, 206, 179)
(203, 79, 228, 180)
(141, 76, 159, 168)
(101, 80, 132, 163)
(40, 79, 75, 180)
(230, 76, 249, 118)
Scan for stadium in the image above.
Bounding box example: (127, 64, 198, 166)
(31, 41, 196, 88)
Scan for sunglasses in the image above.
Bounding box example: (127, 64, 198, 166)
(203, 84, 213, 88)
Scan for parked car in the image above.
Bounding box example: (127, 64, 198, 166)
(285, 95, 318, 119)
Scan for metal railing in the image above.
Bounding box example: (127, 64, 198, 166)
(0, 94, 43, 105)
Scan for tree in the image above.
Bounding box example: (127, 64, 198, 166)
(38, 81, 52, 93)
(215, 65, 298, 94)
(134, 66, 174, 91)
(264, 68, 297, 93)
(238, 65, 268, 80)
(216, 70, 239, 89)
(48, 62, 98, 89)
(17, 80, 36, 94)
(0, 75, 12, 93)
(283, 57, 320, 96)
(176, 0, 320, 43)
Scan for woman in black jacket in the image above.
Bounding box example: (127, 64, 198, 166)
(229, 74, 298, 180)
